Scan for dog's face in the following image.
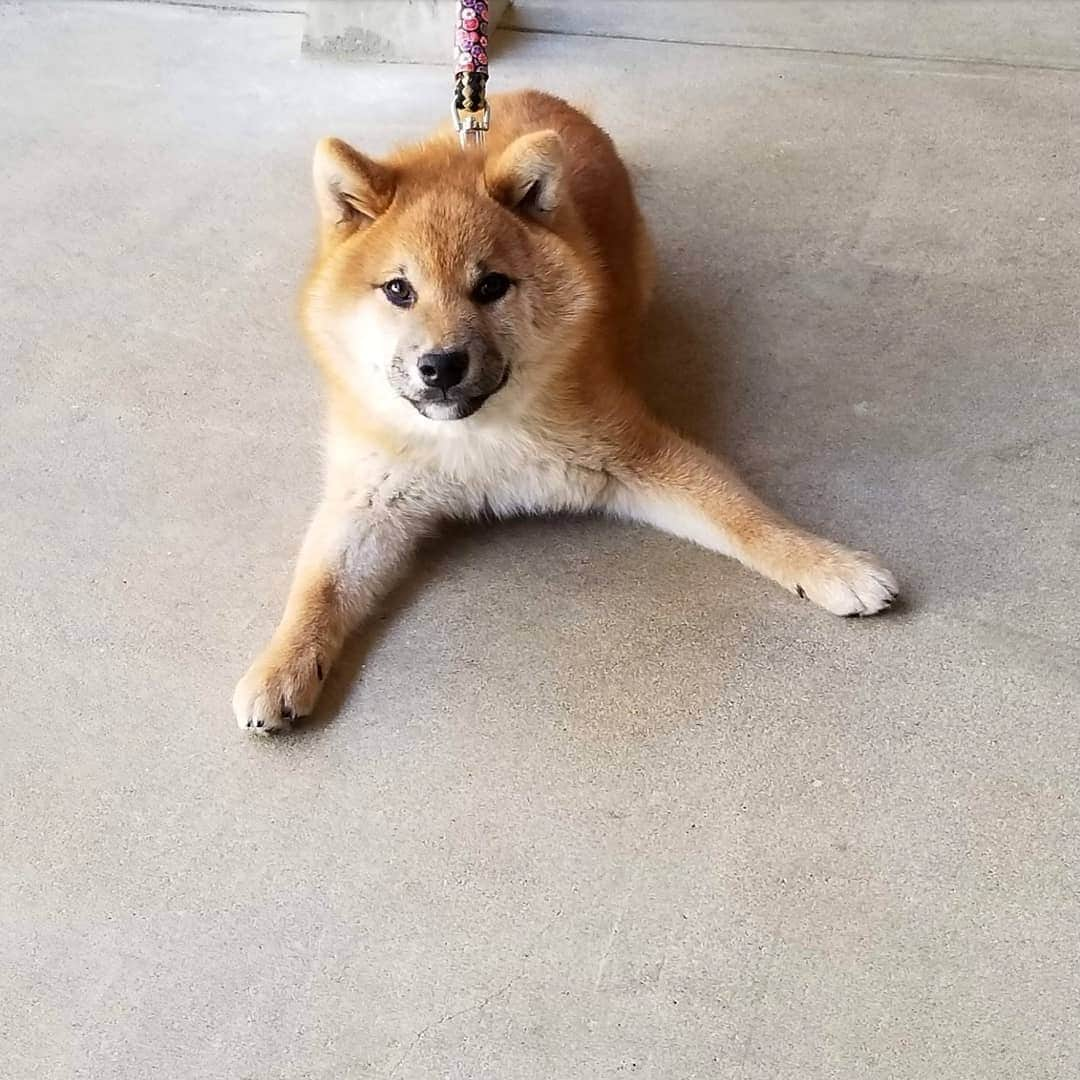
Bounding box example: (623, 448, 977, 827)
(305, 133, 594, 425)
(328, 190, 533, 423)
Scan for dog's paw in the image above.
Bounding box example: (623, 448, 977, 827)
(788, 544, 899, 617)
(233, 640, 325, 735)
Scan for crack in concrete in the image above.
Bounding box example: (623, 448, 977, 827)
(383, 907, 564, 1077)
(383, 972, 524, 1079)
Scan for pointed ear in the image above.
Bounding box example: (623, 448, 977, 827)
(313, 137, 395, 231)
(485, 130, 565, 223)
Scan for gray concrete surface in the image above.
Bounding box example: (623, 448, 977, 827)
(2, 3, 1078, 1078)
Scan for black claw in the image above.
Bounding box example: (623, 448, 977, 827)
(795, 585, 806, 600)
(316, 661, 324, 681)
(255, 719, 265, 728)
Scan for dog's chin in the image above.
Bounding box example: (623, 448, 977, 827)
(408, 394, 488, 421)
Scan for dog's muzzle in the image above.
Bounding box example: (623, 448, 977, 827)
(404, 359, 509, 421)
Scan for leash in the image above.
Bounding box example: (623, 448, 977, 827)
(453, 1, 490, 148)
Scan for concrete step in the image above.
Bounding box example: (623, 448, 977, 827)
(506, 0, 1080, 69)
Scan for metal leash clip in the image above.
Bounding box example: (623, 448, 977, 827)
(454, 103, 491, 149)
(453, 0, 491, 149)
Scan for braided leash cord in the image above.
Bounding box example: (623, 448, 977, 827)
(454, 1, 490, 145)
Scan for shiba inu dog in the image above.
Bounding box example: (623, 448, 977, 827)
(234, 90, 898, 733)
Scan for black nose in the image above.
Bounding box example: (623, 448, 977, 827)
(418, 350, 468, 390)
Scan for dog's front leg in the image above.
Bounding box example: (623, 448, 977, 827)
(601, 416, 898, 616)
(233, 475, 436, 733)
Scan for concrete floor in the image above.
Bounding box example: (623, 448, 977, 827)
(2, 3, 1078, 1078)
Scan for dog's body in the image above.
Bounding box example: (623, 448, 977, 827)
(234, 90, 897, 732)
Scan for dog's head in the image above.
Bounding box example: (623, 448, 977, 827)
(303, 132, 596, 425)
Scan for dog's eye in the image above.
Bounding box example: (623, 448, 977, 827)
(473, 272, 512, 305)
(381, 278, 416, 308)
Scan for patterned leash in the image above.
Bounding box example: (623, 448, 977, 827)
(453, 1, 491, 147)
